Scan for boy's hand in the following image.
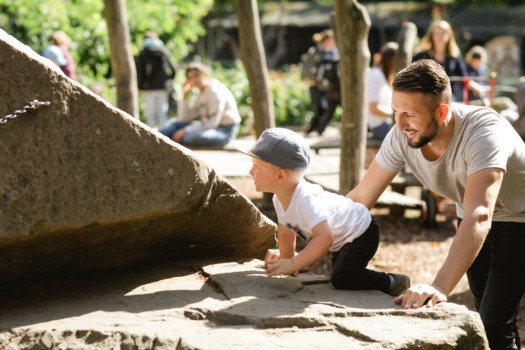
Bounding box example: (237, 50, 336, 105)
(264, 249, 280, 269)
(182, 81, 193, 98)
(266, 258, 299, 277)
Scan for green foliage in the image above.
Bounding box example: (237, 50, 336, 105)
(0, 0, 213, 88)
(269, 66, 315, 127)
(0, 0, 324, 130)
(206, 61, 317, 133)
(127, 0, 213, 60)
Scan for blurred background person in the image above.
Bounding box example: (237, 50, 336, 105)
(367, 42, 398, 141)
(413, 19, 467, 102)
(465, 45, 489, 103)
(42, 44, 66, 72)
(52, 31, 77, 80)
(301, 31, 325, 137)
(42, 31, 76, 80)
(159, 63, 240, 147)
(136, 31, 177, 129)
(306, 29, 340, 136)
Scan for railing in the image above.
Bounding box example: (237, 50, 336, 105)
(449, 74, 517, 106)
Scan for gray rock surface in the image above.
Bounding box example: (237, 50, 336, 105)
(0, 29, 276, 282)
(0, 260, 488, 349)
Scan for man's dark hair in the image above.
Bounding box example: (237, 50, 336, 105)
(393, 59, 452, 109)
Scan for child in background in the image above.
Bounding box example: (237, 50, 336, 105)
(240, 128, 410, 296)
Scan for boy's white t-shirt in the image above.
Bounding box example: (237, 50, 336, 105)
(273, 179, 372, 252)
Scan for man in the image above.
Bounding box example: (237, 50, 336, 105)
(346, 59, 525, 350)
(159, 63, 240, 147)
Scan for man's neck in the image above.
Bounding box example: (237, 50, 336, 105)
(422, 113, 456, 161)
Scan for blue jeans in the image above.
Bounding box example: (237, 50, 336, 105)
(459, 219, 525, 350)
(369, 120, 392, 141)
(160, 119, 239, 147)
(330, 217, 391, 293)
(306, 86, 327, 135)
(316, 97, 340, 136)
(141, 89, 169, 128)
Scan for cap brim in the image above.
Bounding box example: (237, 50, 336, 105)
(234, 143, 262, 161)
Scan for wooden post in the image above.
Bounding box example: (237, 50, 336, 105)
(103, 0, 139, 118)
(236, 0, 275, 138)
(236, 0, 275, 207)
(396, 21, 418, 73)
(334, 0, 371, 194)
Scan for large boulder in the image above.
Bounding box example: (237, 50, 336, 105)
(0, 29, 276, 282)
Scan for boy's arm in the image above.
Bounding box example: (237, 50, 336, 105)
(264, 224, 296, 266)
(277, 223, 296, 259)
(266, 220, 333, 277)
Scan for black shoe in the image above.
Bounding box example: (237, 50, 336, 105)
(388, 273, 411, 296)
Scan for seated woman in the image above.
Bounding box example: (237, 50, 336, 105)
(367, 42, 398, 141)
(160, 63, 240, 147)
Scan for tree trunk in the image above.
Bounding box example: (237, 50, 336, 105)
(103, 0, 139, 117)
(396, 20, 418, 73)
(236, 0, 275, 137)
(334, 0, 371, 193)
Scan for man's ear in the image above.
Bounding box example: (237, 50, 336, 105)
(437, 103, 449, 123)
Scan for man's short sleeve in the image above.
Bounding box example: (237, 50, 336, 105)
(375, 128, 406, 174)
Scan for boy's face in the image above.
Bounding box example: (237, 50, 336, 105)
(469, 58, 482, 70)
(249, 157, 281, 193)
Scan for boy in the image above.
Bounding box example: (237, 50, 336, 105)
(241, 127, 410, 296)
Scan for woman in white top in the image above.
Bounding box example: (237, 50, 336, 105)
(367, 42, 398, 141)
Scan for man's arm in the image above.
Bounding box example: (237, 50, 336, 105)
(346, 159, 397, 209)
(396, 167, 504, 308)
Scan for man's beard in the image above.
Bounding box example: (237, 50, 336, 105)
(407, 117, 441, 148)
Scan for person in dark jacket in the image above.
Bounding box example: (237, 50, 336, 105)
(305, 29, 340, 136)
(136, 31, 177, 128)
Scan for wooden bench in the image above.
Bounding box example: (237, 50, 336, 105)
(309, 137, 382, 154)
(185, 142, 238, 152)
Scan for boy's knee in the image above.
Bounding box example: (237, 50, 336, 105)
(331, 271, 358, 290)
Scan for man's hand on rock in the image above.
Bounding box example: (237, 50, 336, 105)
(394, 283, 447, 308)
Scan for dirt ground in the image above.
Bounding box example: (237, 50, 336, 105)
(227, 176, 525, 348)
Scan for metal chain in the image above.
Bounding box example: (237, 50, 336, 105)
(0, 100, 51, 125)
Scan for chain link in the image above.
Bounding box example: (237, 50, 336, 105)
(0, 100, 51, 125)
